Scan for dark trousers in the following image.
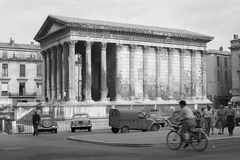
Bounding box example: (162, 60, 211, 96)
(33, 123, 39, 135)
(226, 115, 235, 135)
(205, 117, 211, 136)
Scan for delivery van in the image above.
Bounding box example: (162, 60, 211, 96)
(109, 109, 160, 133)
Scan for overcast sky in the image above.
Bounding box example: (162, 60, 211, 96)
(1, 0, 240, 51)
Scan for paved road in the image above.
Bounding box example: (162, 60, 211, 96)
(0, 129, 240, 160)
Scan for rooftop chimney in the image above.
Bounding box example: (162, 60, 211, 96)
(234, 34, 239, 40)
(219, 46, 223, 51)
(10, 37, 15, 46)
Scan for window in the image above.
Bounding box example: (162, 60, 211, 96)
(2, 82, 8, 96)
(19, 82, 25, 96)
(224, 57, 228, 68)
(20, 64, 25, 77)
(2, 64, 8, 76)
(217, 56, 220, 67)
(37, 64, 42, 77)
(225, 70, 228, 82)
(2, 51, 8, 58)
(217, 69, 220, 81)
(36, 83, 42, 96)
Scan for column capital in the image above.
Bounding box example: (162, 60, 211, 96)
(101, 42, 107, 50)
(129, 44, 137, 51)
(142, 45, 150, 52)
(67, 40, 78, 47)
(190, 49, 197, 54)
(155, 46, 163, 51)
(116, 43, 123, 50)
(84, 41, 93, 49)
(167, 48, 175, 52)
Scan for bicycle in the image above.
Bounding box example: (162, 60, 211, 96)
(166, 120, 208, 151)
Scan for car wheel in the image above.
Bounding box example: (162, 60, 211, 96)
(121, 126, 129, 133)
(111, 127, 119, 133)
(88, 127, 92, 132)
(71, 128, 75, 132)
(151, 124, 159, 131)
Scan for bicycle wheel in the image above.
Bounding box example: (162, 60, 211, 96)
(166, 131, 182, 150)
(191, 131, 208, 151)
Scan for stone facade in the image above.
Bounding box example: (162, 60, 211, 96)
(0, 38, 41, 105)
(34, 15, 214, 118)
(206, 47, 232, 108)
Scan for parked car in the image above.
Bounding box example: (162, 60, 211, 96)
(38, 114, 58, 133)
(166, 110, 180, 125)
(109, 109, 160, 133)
(70, 113, 92, 132)
(145, 110, 167, 127)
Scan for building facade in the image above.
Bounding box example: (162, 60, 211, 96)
(33, 15, 214, 119)
(206, 47, 232, 108)
(0, 38, 42, 105)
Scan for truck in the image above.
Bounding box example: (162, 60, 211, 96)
(109, 109, 160, 133)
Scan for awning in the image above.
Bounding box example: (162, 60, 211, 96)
(230, 96, 240, 102)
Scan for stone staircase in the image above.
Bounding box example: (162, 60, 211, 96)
(16, 108, 35, 126)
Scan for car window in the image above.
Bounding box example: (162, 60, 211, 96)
(41, 117, 52, 120)
(138, 112, 145, 119)
(149, 113, 162, 117)
(74, 114, 88, 118)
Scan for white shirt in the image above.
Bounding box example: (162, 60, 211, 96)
(203, 109, 213, 118)
(178, 106, 195, 119)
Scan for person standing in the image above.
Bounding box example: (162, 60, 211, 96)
(226, 102, 235, 136)
(32, 109, 40, 136)
(211, 109, 217, 135)
(203, 105, 213, 136)
(216, 104, 226, 135)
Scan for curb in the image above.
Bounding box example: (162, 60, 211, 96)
(67, 135, 240, 147)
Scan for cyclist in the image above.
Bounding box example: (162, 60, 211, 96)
(175, 100, 196, 148)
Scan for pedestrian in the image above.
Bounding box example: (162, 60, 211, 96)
(203, 105, 213, 136)
(226, 102, 236, 136)
(216, 104, 226, 135)
(32, 108, 40, 136)
(200, 107, 205, 129)
(211, 109, 217, 135)
(194, 110, 201, 128)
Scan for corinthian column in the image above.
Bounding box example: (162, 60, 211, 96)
(143, 45, 149, 100)
(84, 41, 93, 102)
(46, 49, 51, 102)
(100, 42, 108, 101)
(56, 44, 63, 101)
(180, 49, 185, 99)
(201, 50, 207, 100)
(191, 50, 197, 100)
(129, 44, 136, 101)
(155, 47, 163, 101)
(168, 48, 174, 100)
(68, 40, 77, 102)
(41, 51, 46, 102)
(115, 43, 123, 101)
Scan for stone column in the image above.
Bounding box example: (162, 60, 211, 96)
(62, 43, 68, 101)
(46, 49, 51, 101)
(68, 40, 77, 102)
(115, 43, 123, 101)
(100, 42, 108, 101)
(168, 48, 174, 100)
(180, 49, 185, 99)
(41, 51, 46, 102)
(84, 41, 93, 102)
(143, 45, 149, 100)
(129, 44, 136, 101)
(155, 47, 163, 101)
(201, 50, 207, 100)
(191, 50, 197, 99)
(56, 45, 63, 101)
(51, 47, 57, 101)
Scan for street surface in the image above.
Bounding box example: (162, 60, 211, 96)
(0, 130, 240, 160)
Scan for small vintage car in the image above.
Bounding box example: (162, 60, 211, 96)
(145, 110, 167, 127)
(109, 109, 160, 133)
(70, 113, 92, 132)
(38, 114, 58, 133)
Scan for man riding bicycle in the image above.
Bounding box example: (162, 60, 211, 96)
(175, 100, 196, 148)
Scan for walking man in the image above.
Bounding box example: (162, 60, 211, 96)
(32, 109, 40, 136)
(226, 102, 235, 136)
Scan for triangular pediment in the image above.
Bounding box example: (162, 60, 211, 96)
(46, 23, 64, 35)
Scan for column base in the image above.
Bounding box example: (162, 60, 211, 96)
(85, 98, 94, 103)
(156, 97, 164, 101)
(69, 98, 78, 103)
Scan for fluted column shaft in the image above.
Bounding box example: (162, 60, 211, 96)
(156, 47, 163, 101)
(46, 50, 51, 101)
(41, 51, 46, 102)
(143, 46, 149, 100)
(51, 47, 57, 101)
(168, 48, 174, 100)
(129, 44, 136, 100)
(100, 42, 108, 101)
(85, 41, 93, 102)
(180, 49, 185, 98)
(62, 43, 68, 101)
(56, 45, 62, 100)
(201, 50, 207, 99)
(191, 50, 197, 99)
(68, 41, 77, 101)
(115, 43, 123, 101)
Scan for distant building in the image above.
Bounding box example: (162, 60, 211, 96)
(206, 47, 232, 108)
(0, 38, 42, 105)
(229, 34, 240, 104)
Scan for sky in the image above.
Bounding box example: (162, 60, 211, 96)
(0, 0, 240, 51)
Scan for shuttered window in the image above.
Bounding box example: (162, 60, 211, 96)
(2, 63, 8, 76)
(37, 64, 42, 77)
(20, 64, 25, 77)
(2, 51, 8, 58)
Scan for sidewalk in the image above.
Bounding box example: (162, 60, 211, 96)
(67, 126, 240, 147)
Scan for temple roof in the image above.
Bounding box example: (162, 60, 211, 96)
(34, 15, 214, 42)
